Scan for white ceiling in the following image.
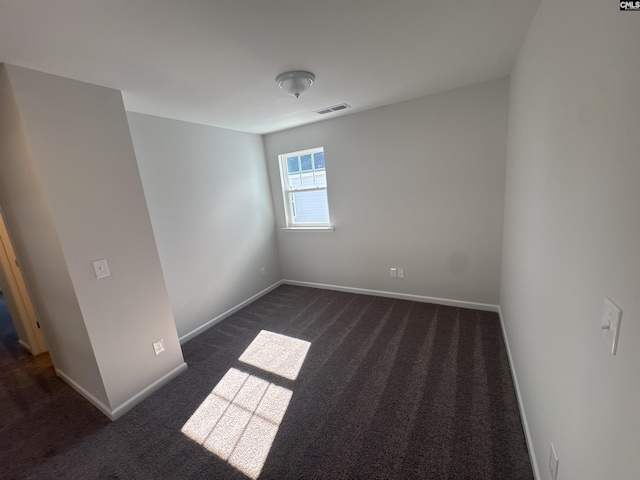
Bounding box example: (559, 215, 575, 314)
(0, 1, 540, 135)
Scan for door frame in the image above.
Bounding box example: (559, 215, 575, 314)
(0, 207, 47, 354)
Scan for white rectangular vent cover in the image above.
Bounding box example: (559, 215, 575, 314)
(315, 103, 351, 115)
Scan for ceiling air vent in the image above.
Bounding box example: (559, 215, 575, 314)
(315, 103, 351, 115)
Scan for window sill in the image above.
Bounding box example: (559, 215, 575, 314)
(281, 226, 335, 233)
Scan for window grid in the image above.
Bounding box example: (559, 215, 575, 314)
(279, 147, 330, 227)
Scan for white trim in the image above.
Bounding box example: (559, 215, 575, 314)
(282, 280, 499, 312)
(178, 280, 284, 344)
(288, 185, 326, 193)
(279, 146, 324, 158)
(109, 362, 188, 420)
(278, 147, 332, 228)
(497, 306, 541, 480)
(281, 226, 334, 233)
(55, 368, 113, 419)
(18, 339, 32, 353)
(57, 362, 188, 421)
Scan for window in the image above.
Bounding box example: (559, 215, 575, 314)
(278, 147, 332, 228)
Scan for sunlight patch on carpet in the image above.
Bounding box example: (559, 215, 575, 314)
(238, 330, 311, 380)
(182, 330, 310, 478)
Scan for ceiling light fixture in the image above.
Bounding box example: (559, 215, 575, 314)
(276, 71, 315, 98)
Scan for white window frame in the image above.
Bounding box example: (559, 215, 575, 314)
(278, 147, 333, 230)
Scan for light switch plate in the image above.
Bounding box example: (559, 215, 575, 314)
(601, 297, 622, 355)
(92, 258, 110, 279)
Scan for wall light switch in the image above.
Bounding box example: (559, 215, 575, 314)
(601, 297, 622, 355)
(398, 268, 404, 278)
(92, 258, 110, 279)
(390, 268, 397, 278)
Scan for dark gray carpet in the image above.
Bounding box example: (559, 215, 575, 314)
(0, 293, 110, 479)
(2, 285, 533, 479)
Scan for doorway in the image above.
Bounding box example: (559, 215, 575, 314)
(0, 289, 21, 357)
(0, 208, 47, 355)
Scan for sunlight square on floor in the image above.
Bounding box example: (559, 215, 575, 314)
(238, 330, 311, 380)
(181, 330, 308, 479)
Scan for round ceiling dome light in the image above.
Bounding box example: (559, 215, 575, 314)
(276, 71, 315, 98)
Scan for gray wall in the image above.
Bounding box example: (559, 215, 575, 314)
(1, 65, 184, 413)
(127, 113, 280, 339)
(501, 1, 640, 479)
(0, 64, 109, 406)
(265, 78, 509, 305)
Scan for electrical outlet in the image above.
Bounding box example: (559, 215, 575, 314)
(398, 268, 404, 278)
(92, 258, 110, 279)
(390, 268, 397, 278)
(260, 267, 266, 277)
(153, 338, 165, 356)
(549, 443, 559, 480)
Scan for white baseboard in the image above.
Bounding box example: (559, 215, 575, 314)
(109, 362, 188, 420)
(497, 306, 540, 480)
(282, 279, 500, 312)
(55, 368, 113, 419)
(57, 362, 188, 421)
(18, 339, 32, 353)
(178, 280, 284, 344)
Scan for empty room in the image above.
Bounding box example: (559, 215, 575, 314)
(0, 1, 638, 479)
